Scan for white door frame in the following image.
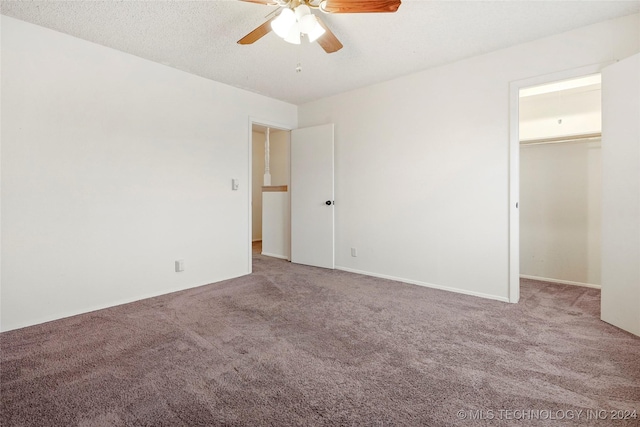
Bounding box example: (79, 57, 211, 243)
(508, 62, 611, 303)
(247, 117, 293, 274)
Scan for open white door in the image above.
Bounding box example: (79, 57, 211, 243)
(290, 124, 335, 269)
(601, 54, 640, 337)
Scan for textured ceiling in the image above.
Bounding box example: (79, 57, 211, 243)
(1, 0, 638, 105)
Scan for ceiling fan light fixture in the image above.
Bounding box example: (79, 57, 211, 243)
(272, 4, 323, 44)
(294, 4, 311, 20)
(284, 22, 301, 44)
(307, 20, 326, 42)
(271, 8, 296, 38)
(299, 14, 318, 34)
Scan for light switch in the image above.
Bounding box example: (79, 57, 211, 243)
(175, 260, 184, 272)
(232, 178, 239, 191)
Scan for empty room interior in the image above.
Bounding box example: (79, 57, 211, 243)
(1, 1, 639, 425)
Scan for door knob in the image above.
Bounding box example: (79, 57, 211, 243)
(325, 200, 333, 206)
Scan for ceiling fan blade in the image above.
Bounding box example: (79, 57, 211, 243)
(315, 17, 343, 54)
(237, 17, 276, 45)
(322, 0, 401, 13)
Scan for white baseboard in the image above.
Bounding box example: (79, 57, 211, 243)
(335, 266, 510, 303)
(519, 274, 601, 289)
(1, 272, 248, 333)
(261, 252, 289, 260)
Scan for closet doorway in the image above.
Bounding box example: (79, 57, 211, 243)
(518, 74, 602, 289)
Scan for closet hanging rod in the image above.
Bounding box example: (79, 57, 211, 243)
(520, 132, 601, 146)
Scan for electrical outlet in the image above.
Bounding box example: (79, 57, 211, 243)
(175, 260, 185, 272)
(351, 248, 357, 257)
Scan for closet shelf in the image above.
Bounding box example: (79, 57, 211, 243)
(520, 132, 601, 146)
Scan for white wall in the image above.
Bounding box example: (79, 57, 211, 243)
(520, 140, 602, 286)
(520, 87, 601, 140)
(262, 192, 290, 259)
(269, 131, 291, 187)
(298, 13, 639, 301)
(0, 16, 297, 331)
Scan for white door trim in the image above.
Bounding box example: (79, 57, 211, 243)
(248, 117, 293, 274)
(508, 62, 611, 303)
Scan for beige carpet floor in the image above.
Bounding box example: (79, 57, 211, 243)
(2, 252, 639, 426)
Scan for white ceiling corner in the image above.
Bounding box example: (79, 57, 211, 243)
(1, 0, 638, 105)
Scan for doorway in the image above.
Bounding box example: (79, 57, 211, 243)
(250, 123, 291, 269)
(248, 121, 336, 273)
(510, 57, 640, 336)
(508, 63, 606, 303)
(518, 74, 602, 289)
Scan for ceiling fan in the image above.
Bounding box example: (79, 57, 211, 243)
(237, 0, 402, 53)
